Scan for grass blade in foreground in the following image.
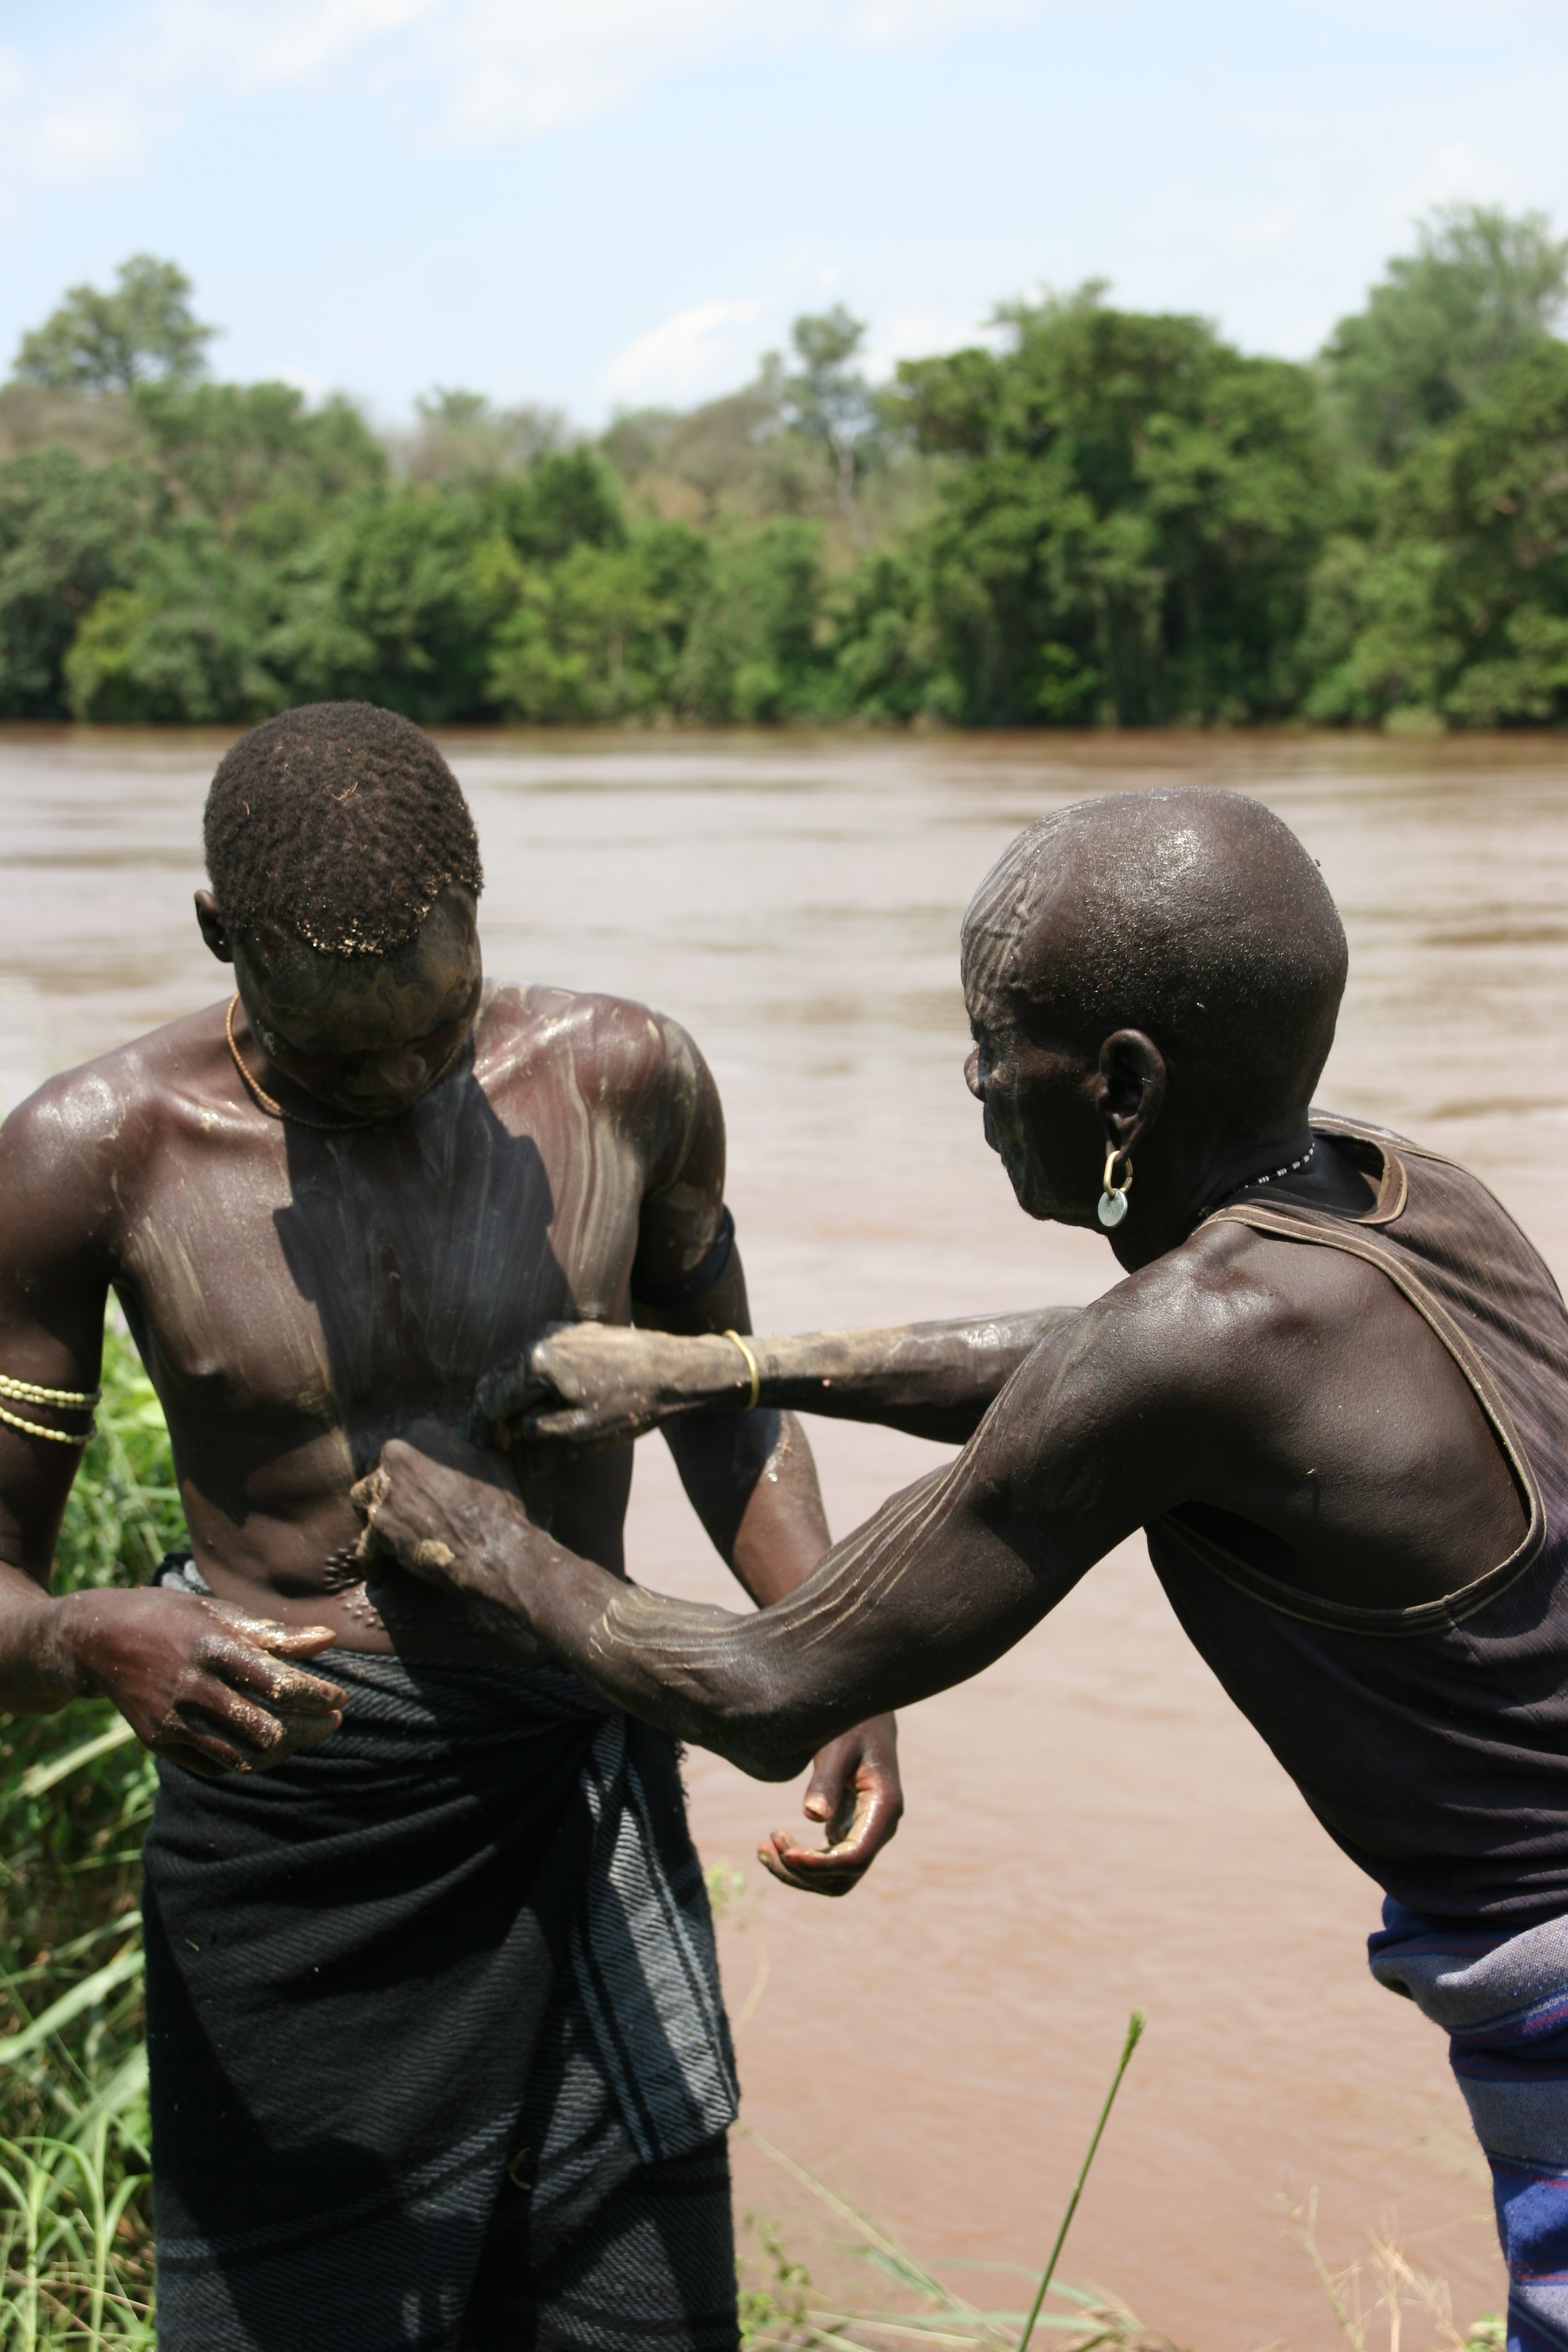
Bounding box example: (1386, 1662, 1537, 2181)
(1017, 2012, 1145, 2352)
(740, 2120, 1159, 2349)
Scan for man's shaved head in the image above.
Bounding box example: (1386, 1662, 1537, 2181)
(962, 789, 1347, 1127)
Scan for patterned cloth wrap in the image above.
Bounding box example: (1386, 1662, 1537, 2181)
(144, 1559, 740, 2352)
(1371, 1901, 1568, 2352)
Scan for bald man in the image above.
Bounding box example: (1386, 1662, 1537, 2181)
(360, 789, 1568, 2352)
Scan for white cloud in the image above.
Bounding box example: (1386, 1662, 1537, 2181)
(861, 304, 995, 378)
(0, 0, 1033, 201)
(29, 95, 152, 184)
(599, 287, 1003, 408)
(1229, 199, 1306, 252)
(393, 0, 1027, 144)
(0, 44, 162, 223)
(844, 0, 1025, 46)
(1387, 139, 1519, 228)
(429, 0, 744, 140)
(600, 296, 767, 405)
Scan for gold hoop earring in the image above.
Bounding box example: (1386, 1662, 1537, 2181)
(1097, 1147, 1133, 1228)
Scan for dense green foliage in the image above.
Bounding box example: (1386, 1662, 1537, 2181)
(889, 292, 1331, 724)
(3, 205, 1567, 733)
(0, 1329, 185, 2343)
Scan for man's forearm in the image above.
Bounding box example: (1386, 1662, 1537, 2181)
(435, 1451, 1040, 1781)
(736, 1308, 1075, 1441)
(446, 1513, 855, 1781)
(371, 1426, 1045, 1783)
(665, 1406, 832, 1604)
(373, 1295, 1150, 1789)
(503, 1305, 1079, 1450)
(0, 1563, 82, 1714)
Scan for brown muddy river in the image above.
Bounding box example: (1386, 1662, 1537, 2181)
(5, 724, 1567, 2348)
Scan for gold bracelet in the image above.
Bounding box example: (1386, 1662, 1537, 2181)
(0, 1371, 101, 1410)
(0, 1400, 96, 1446)
(723, 1330, 762, 1411)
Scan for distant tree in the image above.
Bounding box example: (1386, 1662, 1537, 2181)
(0, 448, 146, 715)
(400, 389, 571, 485)
(13, 257, 217, 395)
(829, 547, 941, 721)
(885, 287, 1330, 725)
(133, 379, 387, 536)
(1300, 339, 1568, 728)
(11, 214, 1568, 736)
(63, 534, 289, 724)
(491, 449, 628, 564)
(598, 407, 682, 485)
(487, 521, 710, 723)
(600, 385, 826, 529)
(1324, 205, 1568, 467)
(673, 519, 836, 720)
(772, 306, 879, 544)
(260, 490, 516, 722)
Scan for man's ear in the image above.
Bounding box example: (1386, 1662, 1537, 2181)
(1094, 1029, 1167, 1157)
(195, 890, 233, 965)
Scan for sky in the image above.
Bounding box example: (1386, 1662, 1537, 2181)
(1, 1, 1566, 428)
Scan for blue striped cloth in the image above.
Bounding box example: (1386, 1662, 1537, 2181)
(1371, 1902, 1568, 2352)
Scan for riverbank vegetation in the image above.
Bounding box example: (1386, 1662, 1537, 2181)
(1, 209, 1565, 733)
(0, 1326, 180, 2344)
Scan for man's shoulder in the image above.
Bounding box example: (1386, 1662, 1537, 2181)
(0, 1006, 226, 1170)
(0, 1005, 230, 1255)
(1134, 1210, 1385, 1322)
(483, 983, 707, 1108)
(1083, 1212, 1394, 1408)
(971, 1218, 1400, 1532)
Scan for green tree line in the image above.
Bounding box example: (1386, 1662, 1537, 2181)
(2, 209, 1566, 732)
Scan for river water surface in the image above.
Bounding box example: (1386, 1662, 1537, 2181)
(5, 726, 1567, 2349)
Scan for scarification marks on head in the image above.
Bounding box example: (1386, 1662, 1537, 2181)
(961, 789, 1349, 1123)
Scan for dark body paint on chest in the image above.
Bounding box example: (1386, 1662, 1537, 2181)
(111, 991, 658, 1643)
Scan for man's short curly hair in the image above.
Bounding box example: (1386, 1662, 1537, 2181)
(203, 702, 483, 956)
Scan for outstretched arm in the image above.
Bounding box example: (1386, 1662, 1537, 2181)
(479, 1307, 1078, 1451)
(360, 1293, 1177, 1781)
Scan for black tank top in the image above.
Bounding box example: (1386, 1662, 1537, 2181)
(1146, 1113, 1568, 1929)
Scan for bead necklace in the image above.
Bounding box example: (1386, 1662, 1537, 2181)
(1234, 1138, 1316, 1194)
(225, 995, 469, 1134)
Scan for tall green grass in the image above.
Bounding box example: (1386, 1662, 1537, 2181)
(0, 1324, 185, 2346)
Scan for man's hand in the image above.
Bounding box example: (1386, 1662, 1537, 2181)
(758, 1714, 902, 1898)
(476, 1324, 748, 1449)
(353, 1422, 903, 1889)
(350, 1422, 547, 1661)
(55, 1587, 344, 1779)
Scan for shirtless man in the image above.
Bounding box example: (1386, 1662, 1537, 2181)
(0, 701, 901, 2352)
(360, 789, 1568, 2352)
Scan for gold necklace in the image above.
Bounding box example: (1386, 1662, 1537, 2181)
(224, 995, 469, 1134)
